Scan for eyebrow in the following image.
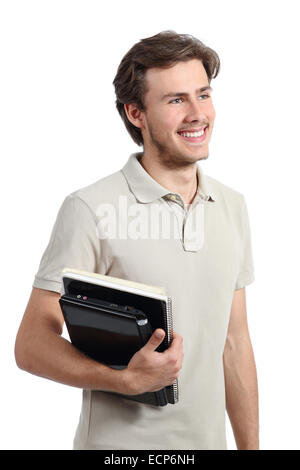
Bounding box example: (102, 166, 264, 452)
(161, 86, 213, 101)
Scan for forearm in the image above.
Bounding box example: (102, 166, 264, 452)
(223, 337, 259, 450)
(15, 326, 129, 394)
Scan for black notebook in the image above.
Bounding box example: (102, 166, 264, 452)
(59, 267, 179, 407)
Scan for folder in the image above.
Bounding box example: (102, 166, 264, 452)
(59, 267, 179, 406)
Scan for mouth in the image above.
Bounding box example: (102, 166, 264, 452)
(177, 126, 208, 144)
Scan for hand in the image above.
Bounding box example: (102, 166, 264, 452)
(122, 329, 183, 395)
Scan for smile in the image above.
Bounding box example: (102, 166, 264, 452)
(177, 126, 208, 144)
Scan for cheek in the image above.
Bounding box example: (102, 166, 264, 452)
(152, 109, 178, 132)
(208, 102, 216, 121)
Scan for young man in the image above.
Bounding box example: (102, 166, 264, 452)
(15, 31, 259, 450)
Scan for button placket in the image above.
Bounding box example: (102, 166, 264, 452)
(163, 195, 186, 247)
(183, 202, 205, 251)
(163, 194, 204, 251)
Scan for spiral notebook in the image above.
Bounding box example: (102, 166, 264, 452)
(60, 267, 179, 406)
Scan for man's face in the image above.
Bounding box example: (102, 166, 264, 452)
(141, 59, 216, 166)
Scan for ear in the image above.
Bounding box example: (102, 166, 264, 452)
(124, 103, 145, 130)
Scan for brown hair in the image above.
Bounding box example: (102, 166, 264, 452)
(113, 30, 220, 146)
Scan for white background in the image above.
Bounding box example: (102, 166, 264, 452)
(1, 0, 299, 450)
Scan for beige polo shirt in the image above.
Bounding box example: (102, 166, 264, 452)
(33, 152, 254, 450)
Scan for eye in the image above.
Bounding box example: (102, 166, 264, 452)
(199, 94, 210, 100)
(169, 98, 183, 104)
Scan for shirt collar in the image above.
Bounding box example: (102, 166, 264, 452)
(121, 152, 216, 204)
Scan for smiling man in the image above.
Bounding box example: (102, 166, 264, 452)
(124, 59, 215, 204)
(15, 31, 259, 450)
(135, 62, 213, 163)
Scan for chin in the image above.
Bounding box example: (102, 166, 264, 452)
(183, 151, 209, 163)
(197, 154, 209, 161)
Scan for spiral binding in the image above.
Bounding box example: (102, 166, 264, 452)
(165, 297, 179, 404)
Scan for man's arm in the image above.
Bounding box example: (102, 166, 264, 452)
(15, 287, 183, 395)
(223, 287, 259, 450)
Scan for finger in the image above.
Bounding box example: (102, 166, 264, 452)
(168, 331, 183, 351)
(143, 328, 165, 352)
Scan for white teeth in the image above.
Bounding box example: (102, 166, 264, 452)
(178, 129, 205, 138)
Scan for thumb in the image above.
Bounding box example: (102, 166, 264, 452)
(143, 328, 165, 352)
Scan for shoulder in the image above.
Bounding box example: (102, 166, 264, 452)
(205, 174, 246, 212)
(205, 175, 253, 238)
(65, 170, 127, 214)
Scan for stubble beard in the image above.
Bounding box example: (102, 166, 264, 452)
(146, 122, 209, 169)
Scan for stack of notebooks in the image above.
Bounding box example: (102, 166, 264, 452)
(59, 267, 179, 407)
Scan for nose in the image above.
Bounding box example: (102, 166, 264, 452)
(183, 99, 207, 124)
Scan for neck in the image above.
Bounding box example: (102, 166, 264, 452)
(139, 151, 199, 205)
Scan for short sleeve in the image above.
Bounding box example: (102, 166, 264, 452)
(235, 196, 255, 290)
(32, 194, 100, 294)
